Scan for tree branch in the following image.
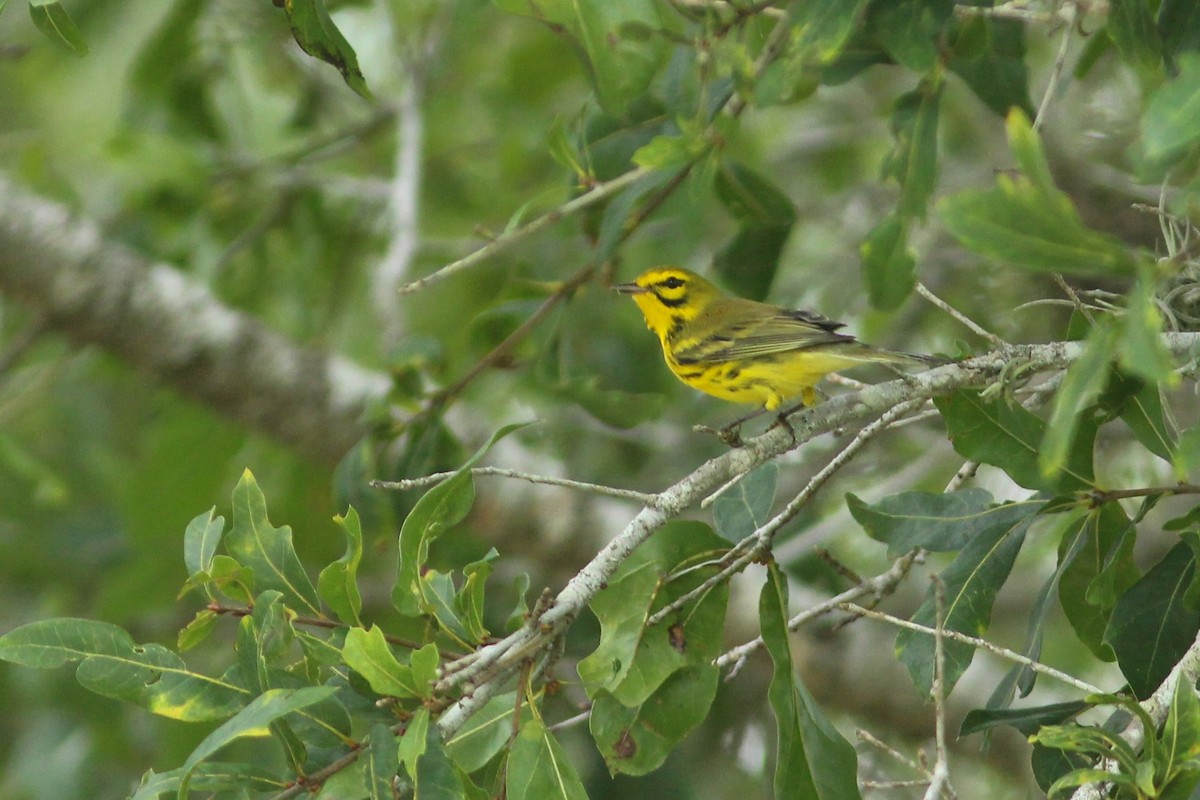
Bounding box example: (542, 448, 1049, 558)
(0, 178, 390, 464)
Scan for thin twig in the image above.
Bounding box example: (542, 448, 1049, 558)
(714, 550, 922, 672)
(648, 399, 926, 628)
(371, 467, 660, 506)
(396, 167, 649, 295)
(922, 576, 957, 800)
(915, 282, 1007, 348)
(1032, 1, 1077, 132)
(839, 602, 1104, 695)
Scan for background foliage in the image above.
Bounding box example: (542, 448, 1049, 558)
(3, 0, 1200, 798)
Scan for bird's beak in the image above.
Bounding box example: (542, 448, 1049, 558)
(613, 282, 647, 295)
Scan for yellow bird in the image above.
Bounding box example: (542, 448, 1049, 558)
(615, 267, 945, 415)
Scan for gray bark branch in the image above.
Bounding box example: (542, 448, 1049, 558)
(0, 178, 390, 464)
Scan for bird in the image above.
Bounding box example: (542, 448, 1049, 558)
(614, 267, 945, 436)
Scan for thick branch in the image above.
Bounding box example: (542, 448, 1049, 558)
(0, 178, 390, 464)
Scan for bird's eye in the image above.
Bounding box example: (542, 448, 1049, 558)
(662, 276, 685, 289)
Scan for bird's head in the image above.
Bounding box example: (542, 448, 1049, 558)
(614, 267, 720, 335)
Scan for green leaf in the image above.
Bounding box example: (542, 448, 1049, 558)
(183, 507, 224, 580)
(129, 763, 285, 800)
(1104, 541, 1200, 699)
(897, 507, 1034, 694)
(1058, 503, 1140, 662)
(940, 111, 1137, 277)
(1158, 0, 1200, 64)
(506, 719, 589, 800)
(1103, 372, 1176, 462)
(445, 692, 531, 773)
(1137, 53, 1200, 172)
(495, 0, 666, 116)
(404, 720, 463, 798)
(960, 700, 1090, 738)
(714, 161, 798, 226)
(342, 626, 432, 699)
(711, 161, 798, 301)
(225, 469, 321, 617)
(761, 563, 862, 800)
(393, 423, 531, 615)
(577, 521, 729, 705)
(868, 0, 952, 73)
(881, 77, 943, 220)
(318, 507, 364, 626)
(935, 390, 1094, 492)
(456, 549, 496, 643)
(1117, 265, 1178, 385)
(1039, 322, 1115, 480)
(859, 213, 916, 311)
(590, 663, 718, 775)
(28, 0, 88, 55)
(946, 16, 1034, 117)
(848, 489, 1042, 557)
(1108, 0, 1164, 73)
(177, 609, 218, 653)
(1162, 673, 1200, 787)
(281, 0, 369, 98)
(630, 134, 704, 171)
(787, 0, 871, 65)
(366, 723, 400, 800)
(0, 618, 248, 721)
(1175, 425, 1200, 481)
(177, 687, 336, 799)
(712, 462, 778, 542)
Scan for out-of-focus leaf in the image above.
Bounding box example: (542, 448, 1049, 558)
(318, 507, 364, 626)
(711, 161, 796, 301)
(1058, 503, 1140, 662)
(713, 463, 777, 542)
(881, 77, 943, 220)
(590, 664, 718, 775)
(947, 16, 1034, 117)
(1136, 53, 1200, 176)
(225, 469, 321, 618)
(860, 213, 916, 311)
(868, 0, 952, 73)
(577, 521, 729, 705)
(1104, 541, 1199, 699)
(935, 390, 1094, 492)
(940, 113, 1138, 278)
(494, 0, 666, 116)
(761, 563, 862, 799)
(1117, 266, 1178, 385)
(714, 161, 797, 225)
(0, 618, 248, 721)
(506, 719, 589, 800)
(28, 0, 88, 55)
(1040, 322, 1115, 480)
(897, 508, 1034, 694)
(178, 687, 337, 797)
(788, 0, 870, 63)
(849, 489, 1042, 557)
(1173, 425, 1200, 482)
(281, 0, 369, 98)
(1158, 0, 1200, 65)
(1108, 0, 1164, 73)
